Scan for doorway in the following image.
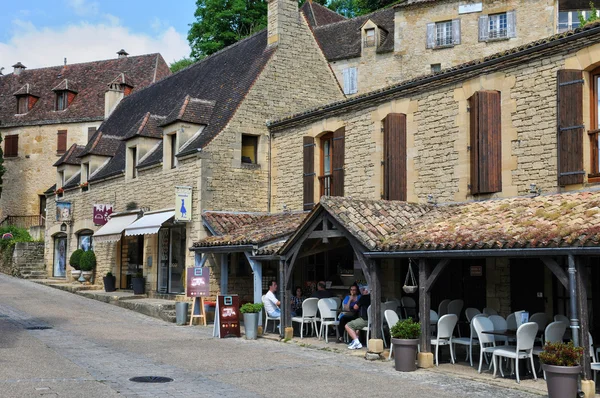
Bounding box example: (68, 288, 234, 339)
(157, 227, 186, 294)
(120, 235, 144, 289)
(53, 234, 67, 277)
(510, 259, 546, 314)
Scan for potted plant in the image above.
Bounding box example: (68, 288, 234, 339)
(539, 341, 583, 398)
(132, 270, 145, 294)
(69, 249, 84, 282)
(390, 318, 421, 372)
(240, 303, 263, 340)
(79, 250, 96, 283)
(103, 271, 116, 292)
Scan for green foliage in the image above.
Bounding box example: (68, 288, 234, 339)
(134, 270, 144, 278)
(579, 2, 599, 27)
(69, 249, 84, 270)
(0, 226, 33, 251)
(79, 250, 96, 272)
(125, 201, 138, 210)
(106, 271, 113, 277)
(240, 302, 264, 313)
(170, 57, 196, 73)
(539, 341, 584, 367)
(390, 318, 421, 339)
(328, 0, 360, 17)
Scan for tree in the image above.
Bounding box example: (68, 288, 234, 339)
(170, 57, 196, 73)
(188, 0, 269, 59)
(328, 0, 360, 17)
(356, 0, 396, 15)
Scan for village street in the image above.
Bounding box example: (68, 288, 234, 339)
(0, 274, 541, 398)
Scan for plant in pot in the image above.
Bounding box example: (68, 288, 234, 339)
(240, 303, 263, 340)
(132, 270, 145, 295)
(103, 271, 116, 292)
(390, 318, 421, 372)
(69, 249, 84, 282)
(539, 341, 584, 398)
(79, 250, 96, 283)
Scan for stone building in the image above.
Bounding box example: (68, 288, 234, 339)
(0, 51, 170, 232)
(44, 0, 343, 298)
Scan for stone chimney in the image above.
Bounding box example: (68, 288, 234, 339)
(104, 82, 125, 118)
(117, 49, 129, 59)
(267, 0, 299, 47)
(12, 62, 26, 76)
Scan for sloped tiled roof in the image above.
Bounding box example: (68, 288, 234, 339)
(122, 112, 165, 141)
(81, 131, 121, 158)
(161, 96, 215, 127)
(13, 83, 37, 96)
(0, 53, 170, 128)
(300, 1, 346, 27)
(62, 171, 81, 190)
(194, 211, 308, 248)
(52, 79, 77, 93)
(54, 144, 87, 167)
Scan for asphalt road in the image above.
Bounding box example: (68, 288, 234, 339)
(0, 274, 542, 398)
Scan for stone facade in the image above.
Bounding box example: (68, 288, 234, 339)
(0, 242, 45, 279)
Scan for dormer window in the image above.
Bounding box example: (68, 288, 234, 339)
(130, 146, 138, 179)
(17, 96, 28, 114)
(364, 28, 376, 47)
(169, 134, 178, 169)
(56, 91, 69, 111)
(13, 84, 38, 114)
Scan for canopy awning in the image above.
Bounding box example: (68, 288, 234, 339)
(93, 213, 139, 243)
(124, 209, 175, 236)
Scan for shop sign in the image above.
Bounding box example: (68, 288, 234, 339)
(56, 201, 72, 221)
(216, 295, 240, 338)
(93, 204, 113, 226)
(470, 265, 483, 277)
(175, 186, 192, 222)
(186, 267, 210, 297)
(458, 2, 482, 14)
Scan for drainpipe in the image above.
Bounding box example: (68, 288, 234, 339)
(267, 133, 272, 213)
(568, 254, 580, 347)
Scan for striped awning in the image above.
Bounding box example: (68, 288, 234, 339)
(93, 213, 139, 243)
(124, 209, 175, 236)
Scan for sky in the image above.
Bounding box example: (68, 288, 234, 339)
(0, 0, 196, 71)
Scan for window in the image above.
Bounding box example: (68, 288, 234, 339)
(57, 130, 67, 154)
(431, 64, 441, 73)
(479, 11, 516, 41)
(87, 127, 96, 142)
(169, 134, 178, 168)
(318, 128, 345, 197)
(427, 20, 460, 49)
(364, 28, 376, 47)
(558, 10, 598, 32)
(56, 91, 68, 111)
(17, 96, 28, 114)
(130, 147, 138, 179)
(83, 162, 90, 181)
(58, 171, 65, 187)
(489, 13, 508, 39)
(39, 195, 46, 224)
(342, 67, 358, 95)
(78, 231, 93, 252)
(241, 134, 258, 164)
(320, 132, 333, 197)
(4, 134, 18, 158)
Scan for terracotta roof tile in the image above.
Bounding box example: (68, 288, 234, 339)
(301, 1, 346, 27)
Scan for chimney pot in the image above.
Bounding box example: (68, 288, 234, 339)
(64, 57, 67, 66)
(12, 62, 26, 76)
(117, 49, 129, 59)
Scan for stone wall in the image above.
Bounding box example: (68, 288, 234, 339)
(0, 242, 45, 279)
(485, 258, 511, 317)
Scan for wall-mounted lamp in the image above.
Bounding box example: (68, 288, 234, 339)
(529, 183, 541, 196)
(60, 222, 67, 232)
(427, 194, 436, 204)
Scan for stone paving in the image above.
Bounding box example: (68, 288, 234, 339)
(0, 274, 545, 398)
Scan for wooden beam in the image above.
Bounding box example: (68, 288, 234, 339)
(419, 259, 432, 353)
(284, 244, 300, 288)
(350, 239, 372, 287)
(195, 252, 207, 267)
(576, 257, 592, 380)
(369, 259, 382, 340)
(244, 252, 263, 327)
(308, 230, 344, 239)
(541, 257, 568, 289)
(298, 238, 347, 259)
(281, 259, 292, 330)
(424, 258, 450, 293)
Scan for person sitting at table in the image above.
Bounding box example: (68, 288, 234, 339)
(311, 281, 333, 299)
(291, 286, 304, 317)
(345, 285, 371, 350)
(263, 280, 281, 319)
(337, 283, 360, 342)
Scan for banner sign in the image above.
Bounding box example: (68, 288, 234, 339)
(186, 267, 210, 297)
(56, 202, 72, 221)
(175, 186, 192, 222)
(93, 204, 113, 226)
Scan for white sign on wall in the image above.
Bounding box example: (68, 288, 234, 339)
(175, 186, 192, 222)
(458, 2, 482, 14)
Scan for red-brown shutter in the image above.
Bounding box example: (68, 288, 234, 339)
(57, 130, 67, 154)
(303, 136, 315, 211)
(331, 127, 345, 197)
(470, 91, 502, 194)
(4, 135, 18, 157)
(557, 69, 584, 185)
(383, 113, 407, 201)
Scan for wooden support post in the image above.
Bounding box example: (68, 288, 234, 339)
(576, 257, 592, 380)
(541, 257, 569, 289)
(279, 259, 286, 337)
(419, 259, 432, 353)
(220, 253, 228, 295)
(245, 253, 263, 326)
(281, 259, 292, 329)
(369, 259, 382, 340)
(189, 296, 206, 326)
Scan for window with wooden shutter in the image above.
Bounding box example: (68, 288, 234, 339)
(17, 96, 28, 114)
(342, 68, 357, 95)
(469, 91, 502, 194)
(87, 127, 96, 142)
(4, 135, 18, 158)
(383, 113, 407, 201)
(557, 69, 584, 185)
(331, 127, 345, 197)
(303, 136, 315, 211)
(452, 19, 461, 45)
(479, 15, 489, 42)
(57, 130, 67, 154)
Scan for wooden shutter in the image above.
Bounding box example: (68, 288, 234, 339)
(57, 130, 67, 154)
(426, 23, 435, 49)
(87, 127, 97, 142)
(331, 127, 345, 197)
(349, 68, 357, 94)
(479, 15, 489, 42)
(452, 19, 461, 45)
(4, 135, 18, 157)
(507, 10, 516, 38)
(343, 69, 350, 95)
(303, 136, 316, 211)
(470, 91, 502, 194)
(383, 113, 407, 201)
(557, 69, 584, 185)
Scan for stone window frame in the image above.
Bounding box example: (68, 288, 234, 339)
(364, 28, 376, 47)
(319, 132, 334, 197)
(241, 134, 259, 165)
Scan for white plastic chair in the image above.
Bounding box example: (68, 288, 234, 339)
(473, 316, 507, 373)
(385, 309, 400, 360)
(452, 313, 484, 366)
(429, 309, 439, 336)
(554, 314, 569, 324)
(506, 313, 517, 331)
(317, 299, 339, 343)
(401, 296, 417, 319)
(262, 294, 280, 333)
(381, 301, 399, 347)
(291, 297, 318, 338)
(488, 315, 508, 346)
(448, 300, 464, 336)
(465, 308, 481, 322)
(492, 322, 538, 383)
(438, 299, 451, 317)
(431, 314, 458, 366)
(483, 307, 498, 316)
(533, 321, 567, 378)
(332, 296, 341, 309)
(361, 305, 372, 342)
(530, 312, 548, 344)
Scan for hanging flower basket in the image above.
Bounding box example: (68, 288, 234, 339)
(402, 259, 418, 294)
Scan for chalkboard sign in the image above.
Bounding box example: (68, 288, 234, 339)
(186, 267, 210, 297)
(213, 295, 240, 338)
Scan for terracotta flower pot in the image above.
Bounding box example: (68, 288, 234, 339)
(391, 338, 419, 371)
(542, 364, 581, 398)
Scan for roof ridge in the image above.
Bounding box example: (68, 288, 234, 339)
(312, 6, 392, 30)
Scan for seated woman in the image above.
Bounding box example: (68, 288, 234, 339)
(291, 286, 304, 317)
(337, 283, 360, 342)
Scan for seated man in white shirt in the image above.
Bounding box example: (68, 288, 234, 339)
(263, 280, 281, 318)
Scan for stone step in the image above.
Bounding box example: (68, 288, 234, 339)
(21, 270, 48, 279)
